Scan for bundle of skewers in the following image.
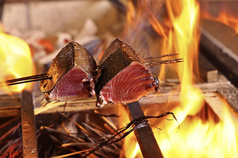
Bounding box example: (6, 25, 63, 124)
(0, 109, 176, 157)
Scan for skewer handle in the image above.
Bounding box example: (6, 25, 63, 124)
(21, 90, 38, 158)
(128, 101, 164, 158)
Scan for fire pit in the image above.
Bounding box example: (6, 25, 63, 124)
(0, 0, 238, 158)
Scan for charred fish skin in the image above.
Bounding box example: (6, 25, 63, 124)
(96, 38, 146, 92)
(99, 38, 146, 65)
(40, 41, 97, 101)
(96, 38, 160, 107)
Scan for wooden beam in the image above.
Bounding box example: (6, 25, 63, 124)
(1, 81, 238, 117)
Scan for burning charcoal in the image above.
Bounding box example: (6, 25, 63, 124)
(95, 38, 160, 107)
(40, 42, 97, 101)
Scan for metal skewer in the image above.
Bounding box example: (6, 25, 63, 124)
(0, 57, 182, 87)
(0, 73, 51, 87)
(21, 90, 38, 158)
(145, 53, 179, 59)
(145, 58, 184, 66)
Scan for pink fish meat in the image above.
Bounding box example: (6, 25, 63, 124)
(40, 42, 97, 101)
(96, 39, 159, 107)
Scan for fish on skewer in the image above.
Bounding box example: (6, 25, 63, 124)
(95, 39, 183, 107)
(0, 39, 182, 105)
(40, 42, 97, 101)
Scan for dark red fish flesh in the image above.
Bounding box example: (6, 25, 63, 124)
(96, 39, 159, 107)
(40, 42, 97, 101)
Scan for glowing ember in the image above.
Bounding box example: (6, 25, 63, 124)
(0, 25, 35, 93)
(121, 0, 238, 157)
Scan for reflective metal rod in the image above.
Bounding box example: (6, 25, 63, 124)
(21, 90, 38, 158)
(128, 101, 163, 158)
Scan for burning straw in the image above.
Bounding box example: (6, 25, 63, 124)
(0, 110, 177, 158)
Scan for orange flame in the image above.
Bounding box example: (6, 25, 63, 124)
(0, 26, 35, 93)
(121, 0, 238, 157)
(165, 0, 204, 121)
(160, 0, 238, 157)
(149, 98, 238, 158)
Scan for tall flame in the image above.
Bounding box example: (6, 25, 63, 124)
(160, 0, 237, 157)
(121, 0, 238, 157)
(165, 0, 204, 125)
(0, 26, 35, 93)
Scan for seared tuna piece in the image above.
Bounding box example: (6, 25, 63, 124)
(40, 42, 97, 101)
(96, 39, 159, 107)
